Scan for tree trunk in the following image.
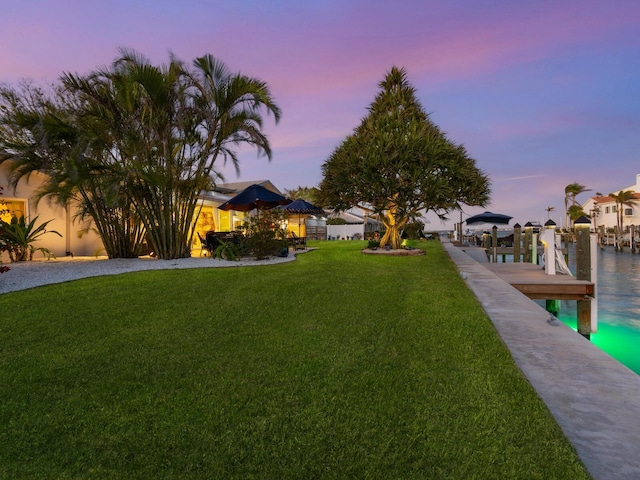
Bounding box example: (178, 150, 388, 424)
(379, 204, 408, 250)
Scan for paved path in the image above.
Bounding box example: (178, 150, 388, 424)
(444, 241, 640, 480)
(0, 253, 298, 295)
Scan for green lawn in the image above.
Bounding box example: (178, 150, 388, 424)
(0, 240, 590, 479)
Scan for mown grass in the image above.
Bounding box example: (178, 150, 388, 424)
(0, 240, 590, 479)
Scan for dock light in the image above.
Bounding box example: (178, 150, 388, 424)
(541, 220, 557, 275)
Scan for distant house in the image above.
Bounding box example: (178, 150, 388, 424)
(582, 173, 640, 231)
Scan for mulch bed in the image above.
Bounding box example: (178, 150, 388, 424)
(361, 248, 425, 256)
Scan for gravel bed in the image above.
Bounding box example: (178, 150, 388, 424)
(0, 253, 298, 294)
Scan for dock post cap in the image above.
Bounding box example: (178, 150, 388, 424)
(574, 215, 591, 225)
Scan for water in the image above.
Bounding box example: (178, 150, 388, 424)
(542, 244, 640, 375)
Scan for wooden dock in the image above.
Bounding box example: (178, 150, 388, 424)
(458, 245, 593, 300)
(484, 263, 594, 300)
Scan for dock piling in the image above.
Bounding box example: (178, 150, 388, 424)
(575, 216, 592, 339)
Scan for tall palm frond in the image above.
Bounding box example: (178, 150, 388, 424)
(564, 182, 590, 229)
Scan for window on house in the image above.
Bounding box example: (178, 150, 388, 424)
(613, 206, 617, 213)
(0, 198, 27, 223)
(605, 206, 610, 214)
(625, 208, 633, 216)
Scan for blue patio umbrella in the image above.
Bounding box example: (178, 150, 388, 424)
(280, 198, 324, 215)
(279, 199, 324, 236)
(218, 184, 291, 212)
(465, 211, 512, 225)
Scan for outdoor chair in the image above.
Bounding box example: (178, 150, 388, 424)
(288, 231, 306, 250)
(205, 231, 223, 252)
(198, 233, 213, 256)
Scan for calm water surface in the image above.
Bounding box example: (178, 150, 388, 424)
(549, 244, 640, 375)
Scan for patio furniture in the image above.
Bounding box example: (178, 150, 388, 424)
(198, 233, 213, 256)
(288, 231, 306, 250)
(205, 231, 224, 252)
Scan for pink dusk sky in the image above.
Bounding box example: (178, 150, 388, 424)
(2, 0, 639, 229)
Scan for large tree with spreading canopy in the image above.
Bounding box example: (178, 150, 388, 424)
(319, 67, 490, 249)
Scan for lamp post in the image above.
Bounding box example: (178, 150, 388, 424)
(542, 219, 557, 275)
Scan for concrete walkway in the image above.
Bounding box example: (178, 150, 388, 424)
(443, 241, 640, 480)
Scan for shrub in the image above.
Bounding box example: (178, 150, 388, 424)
(367, 240, 380, 249)
(402, 239, 418, 250)
(239, 210, 288, 260)
(213, 240, 240, 261)
(403, 221, 425, 240)
(0, 215, 62, 262)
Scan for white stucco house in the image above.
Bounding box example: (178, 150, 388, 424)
(582, 173, 640, 231)
(0, 165, 104, 260)
(1, 163, 291, 261)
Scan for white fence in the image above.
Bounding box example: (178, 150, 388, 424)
(327, 224, 363, 240)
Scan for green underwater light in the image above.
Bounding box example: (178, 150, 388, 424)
(556, 310, 640, 375)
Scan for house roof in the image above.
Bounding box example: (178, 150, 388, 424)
(327, 210, 365, 224)
(588, 193, 640, 205)
(326, 210, 383, 225)
(217, 180, 283, 195)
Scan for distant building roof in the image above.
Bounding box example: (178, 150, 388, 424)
(327, 211, 365, 224)
(587, 193, 640, 205)
(326, 210, 383, 226)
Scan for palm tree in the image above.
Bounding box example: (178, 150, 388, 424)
(2, 50, 281, 260)
(609, 190, 639, 250)
(567, 204, 587, 223)
(564, 182, 591, 229)
(0, 79, 147, 258)
(100, 50, 281, 259)
(590, 202, 600, 229)
(545, 206, 555, 220)
(283, 186, 322, 204)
